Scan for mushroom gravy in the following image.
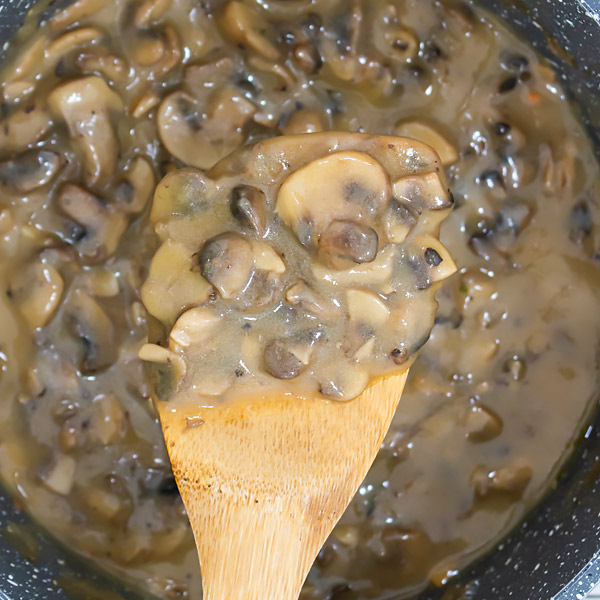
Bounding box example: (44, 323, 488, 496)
(0, 0, 599, 599)
(139, 133, 455, 406)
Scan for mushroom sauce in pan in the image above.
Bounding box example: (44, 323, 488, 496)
(0, 0, 599, 599)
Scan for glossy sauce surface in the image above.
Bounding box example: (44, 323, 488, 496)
(0, 0, 599, 598)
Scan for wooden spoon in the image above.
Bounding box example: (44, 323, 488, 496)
(140, 132, 455, 600)
(158, 371, 408, 600)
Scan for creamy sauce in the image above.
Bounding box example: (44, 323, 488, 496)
(0, 0, 599, 598)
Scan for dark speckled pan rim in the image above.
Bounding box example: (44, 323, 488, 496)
(1, 1, 600, 599)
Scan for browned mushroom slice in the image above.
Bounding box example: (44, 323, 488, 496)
(48, 76, 124, 186)
(141, 240, 212, 324)
(77, 52, 129, 83)
(219, 1, 280, 60)
(56, 183, 128, 263)
(115, 157, 155, 215)
(157, 89, 255, 169)
(0, 150, 61, 193)
(63, 291, 116, 374)
(8, 262, 64, 328)
(0, 104, 53, 153)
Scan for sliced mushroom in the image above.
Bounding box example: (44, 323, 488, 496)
(48, 76, 124, 186)
(463, 404, 503, 443)
(134, 0, 172, 27)
(115, 157, 155, 214)
(281, 109, 324, 135)
(220, 1, 280, 60)
(157, 89, 255, 169)
(393, 121, 458, 166)
(40, 455, 77, 496)
(277, 151, 390, 245)
(413, 235, 457, 285)
(45, 27, 105, 65)
(313, 244, 396, 286)
(263, 339, 305, 379)
(0, 104, 53, 153)
(64, 291, 116, 374)
(77, 52, 129, 83)
(0, 150, 61, 193)
(384, 200, 418, 244)
(318, 362, 370, 401)
(138, 343, 187, 401)
(141, 240, 212, 324)
(392, 172, 452, 213)
(50, 0, 106, 31)
(8, 262, 64, 328)
(253, 242, 286, 273)
(319, 220, 379, 268)
(230, 184, 267, 237)
(198, 232, 254, 299)
(130, 90, 161, 118)
(56, 183, 128, 263)
(346, 289, 390, 327)
(169, 308, 221, 350)
(130, 26, 182, 81)
(285, 280, 337, 319)
(373, 4, 418, 63)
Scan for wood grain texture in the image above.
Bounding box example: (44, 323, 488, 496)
(158, 371, 408, 600)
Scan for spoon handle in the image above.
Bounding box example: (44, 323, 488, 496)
(160, 372, 408, 600)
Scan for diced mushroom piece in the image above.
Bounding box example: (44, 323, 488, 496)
(319, 220, 379, 268)
(463, 404, 503, 443)
(230, 185, 268, 237)
(313, 244, 396, 286)
(56, 184, 128, 263)
(8, 263, 64, 328)
(319, 363, 370, 401)
(198, 233, 254, 299)
(115, 157, 155, 214)
(263, 339, 306, 380)
(394, 121, 458, 166)
(40, 455, 77, 495)
(292, 42, 322, 74)
(64, 291, 116, 374)
(138, 343, 188, 400)
(384, 200, 418, 244)
(277, 151, 390, 245)
(220, 1, 280, 60)
(353, 337, 375, 362)
(282, 109, 324, 135)
(0, 150, 61, 193)
(139, 343, 177, 364)
(347, 289, 390, 327)
(141, 240, 211, 324)
(157, 89, 255, 169)
(48, 76, 124, 186)
(253, 242, 285, 273)
(285, 281, 337, 319)
(131, 32, 167, 66)
(89, 394, 127, 445)
(471, 461, 532, 500)
(414, 235, 457, 284)
(392, 172, 453, 213)
(0, 104, 52, 153)
(169, 308, 221, 350)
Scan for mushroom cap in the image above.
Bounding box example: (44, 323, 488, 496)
(276, 150, 390, 246)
